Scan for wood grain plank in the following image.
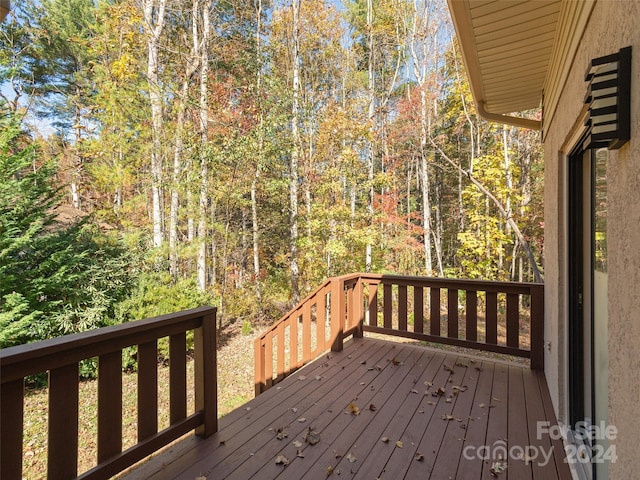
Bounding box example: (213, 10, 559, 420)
(507, 366, 533, 479)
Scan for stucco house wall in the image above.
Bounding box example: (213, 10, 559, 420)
(543, 1, 640, 478)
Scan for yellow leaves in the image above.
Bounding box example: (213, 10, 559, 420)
(348, 402, 361, 415)
(110, 53, 137, 82)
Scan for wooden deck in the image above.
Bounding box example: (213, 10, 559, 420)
(123, 337, 571, 480)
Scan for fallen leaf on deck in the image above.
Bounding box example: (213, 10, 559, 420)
(432, 387, 446, 396)
(298, 376, 307, 381)
(427, 401, 436, 406)
(275, 455, 290, 466)
(275, 428, 288, 440)
(297, 450, 305, 458)
(415, 452, 424, 462)
(304, 427, 320, 445)
(348, 402, 361, 415)
(391, 357, 400, 366)
(360, 360, 367, 365)
(375, 365, 382, 371)
(410, 389, 419, 394)
(219, 440, 226, 445)
(326, 466, 334, 476)
(381, 437, 390, 443)
(293, 440, 303, 447)
(396, 441, 404, 448)
(346, 452, 357, 463)
(196, 476, 206, 480)
(291, 407, 298, 413)
(369, 403, 377, 411)
(315, 375, 323, 381)
(298, 417, 307, 423)
(445, 398, 452, 403)
(443, 364, 454, 372)
(424, 381, 433, 387)
(442, 414, 455, 421)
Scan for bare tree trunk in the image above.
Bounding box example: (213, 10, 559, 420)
(289, 0, 301, 304)
(251, 0, 264, 312)
(197, 0, 213, 291)
(144, 0, 167, 248)
(365, 0, 374, 273)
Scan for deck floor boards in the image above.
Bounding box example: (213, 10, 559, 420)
(122, 337, 572, 480)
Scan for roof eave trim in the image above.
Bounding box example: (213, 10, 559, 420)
(477, 101, 542, 131)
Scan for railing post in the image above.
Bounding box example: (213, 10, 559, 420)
(195, 310, 218, 437)
(530, 284, 545, 370)
(330, 278, 345, 352)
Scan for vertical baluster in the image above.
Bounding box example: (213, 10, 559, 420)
(138, 340, 158, 440)
(486, 291, 498, 344)
(506, 293, 519, 348)
(170, 332, 187, 423)
(195, 310, 217, 437)
(1, 378, 24, 480)
(48, 364, 79, 479)
(316, 292, 326, 351)
(398, 285, 408, 331)
(276, 323, 285, 379)
(383, 283, 392, 329)
(368, 283, 378, 327)
(254, 338, 266, 395)
(466, 290, 478, 341)
(302, 310, 311, 361)
(98, 351, 122, 462)
(354, 280, 364, 337)
(290, 316, 299, 371)
(414, 286, 424, 334)
(264, 335, 273, 388)
(530, 286, 545, 370)
(330, 280, 345, 352)
(448, 288, 459, 338)
(430, 287, 441, 336)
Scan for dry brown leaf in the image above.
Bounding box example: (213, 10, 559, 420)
(315, 375, 323, 381)
(275, 455, 290, 466)
(391, 357, 400, 366)
(349, 402, 361, 415)
(369, 403, 377, 411)
(396, 441, 404, 448)
(410, 389, 419, 394)
(296, 450, 305, 458)
(415, 452, 424, 462)
(293, 440, 303, 448)
(326, 466, 334, 476)
(304, 427, 320, 445)
(196, 476, 207, 480)
(298, 417, 307, 423)
(424, 381, 433, 387)
(298, 376, 307, 381)
(442, 414, 455, 421)
(381, 437, 390, 443)
(346, 452, 357, 463)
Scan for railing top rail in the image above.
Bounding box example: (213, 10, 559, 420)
(351, 273, 543, 291)
(0, 306, 216, 383)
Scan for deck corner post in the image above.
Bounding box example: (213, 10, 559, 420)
(1, 378, 24, 480)
(195, 308, 218, 437)
(330, 279, 345, 352)
(530, 284, 545, 370)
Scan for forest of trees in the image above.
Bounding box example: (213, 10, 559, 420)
(0, 0, 544, 348)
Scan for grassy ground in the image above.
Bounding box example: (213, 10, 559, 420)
(22, 321, 259, 479)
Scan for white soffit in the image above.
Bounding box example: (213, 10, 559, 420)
(448, 0, 562, 116)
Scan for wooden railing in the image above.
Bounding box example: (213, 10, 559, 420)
(0, 307, 217, 480)
(255, 274, 544, 394)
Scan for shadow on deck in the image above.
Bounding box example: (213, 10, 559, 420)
(123, 337, 571, 480)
